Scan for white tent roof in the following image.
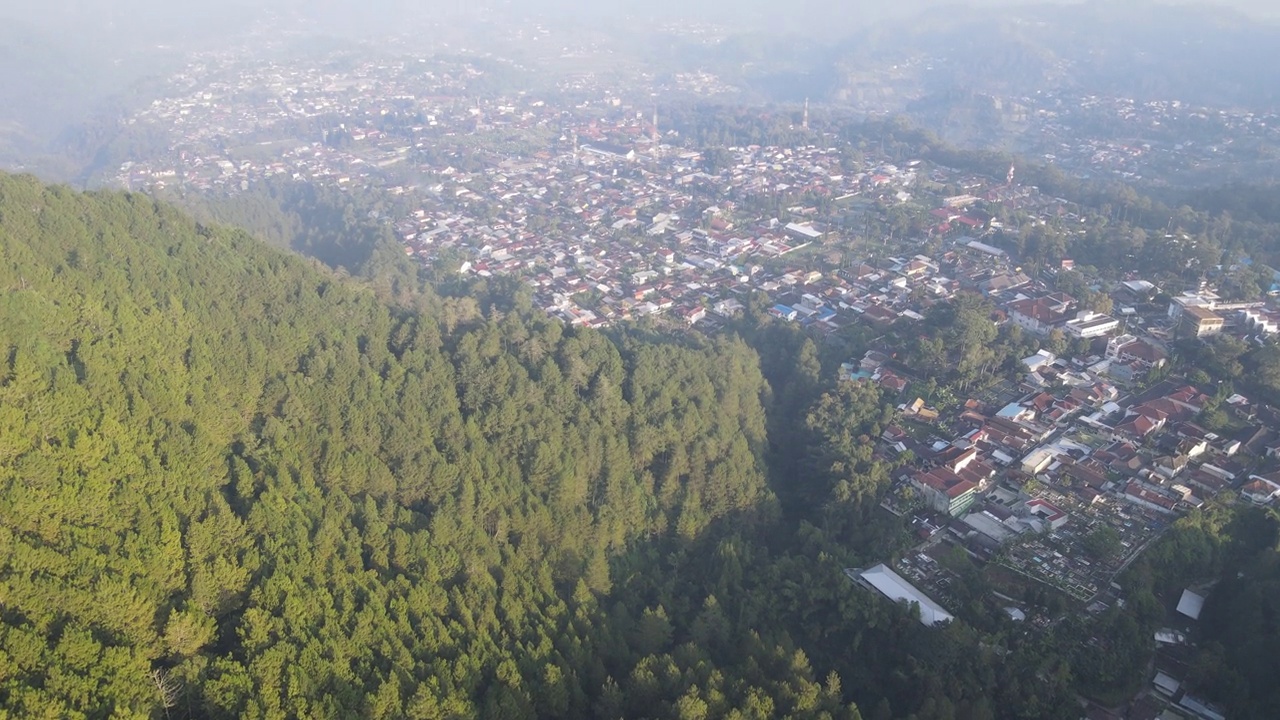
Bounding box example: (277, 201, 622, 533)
(1177, 589, 1205, 620)
(859, 564, 954, 626)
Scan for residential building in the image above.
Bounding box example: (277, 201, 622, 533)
(1242, 476, 1280, 505)
(1007, 294, 1074, 335)
(1123, 481, 1178, 514)
(910, 467, 978, 516)
(1241, 307, 1280, 335)
(1179, 306, 1224, 338)
(1167, 293, 1219, 320)
(1064, 311, 1119, 338)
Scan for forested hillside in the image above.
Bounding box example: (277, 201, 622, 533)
(0, 172, 807, 718)
(0, 173, 1091, 719)
(160, 179, 415, 283)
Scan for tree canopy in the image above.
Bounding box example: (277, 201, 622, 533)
(0, 173, 1123, 719)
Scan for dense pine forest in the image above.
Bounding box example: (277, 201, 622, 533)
(6, 171, 1278, 719)
(0, 172, 1048, 719)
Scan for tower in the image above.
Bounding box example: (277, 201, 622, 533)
(1006, 164, 1015, 186)
(652, 106, 659, 145)
(802, 98, 809, 130)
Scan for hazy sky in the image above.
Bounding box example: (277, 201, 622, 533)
(2, 0, 1278, 36)
(1, 0, 1276, 163)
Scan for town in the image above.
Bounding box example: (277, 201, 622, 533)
(98, 40, 1280, 720)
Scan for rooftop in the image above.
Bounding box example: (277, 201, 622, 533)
(1176, 588, 1205, 620)
(849, 564, 955, 626)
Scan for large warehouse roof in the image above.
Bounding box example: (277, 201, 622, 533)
(857, 564, 954, 626)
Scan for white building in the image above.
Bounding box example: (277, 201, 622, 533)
(847, 564, 954, 626)
(1064, 311, 1119, 338)
(1242, 476, 1280, 505)
(1167, 292, 1218, 319)
(1241, 308, 1280, 335)
(1022, 349, 1056, 372)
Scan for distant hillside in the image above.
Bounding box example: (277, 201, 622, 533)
(856, 1, 1280, 108)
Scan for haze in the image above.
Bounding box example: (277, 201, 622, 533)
(1, 0, 1277, 175)
(3, 0, 1277, 40)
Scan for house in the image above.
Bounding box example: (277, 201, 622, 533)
(1123, 481, 1179, 514)
(1020, 446, 1058, 475)
(1164, 386, 1210, 414)
(1106, 334, 1137, 359)
(784, 222, 823, 241)
(878, 372, 909, 394)
(1187, 468, 1231, 496)
(1179, 306, 1224, 338)
(1153, 672, 1182, 699)
(581, 142, 636, 161)
(1154, 454, 1191, 479)
(1240, 307, 1280, 335)
(965, 239, 1006, 257)
(1198, 463, 1236, 483)
(979, 272, 1031, 295)
(770, 304, 798, 321)
(937, 445, 978, 474)
(1022, 350, 1057, 372)
(1069, 383, 1118, 408)
(1233, 425, 1271, 456)
(1115, 411, 1164, 440)
(1122, 279, 1158, 299)
(1241, 476, 1280, 505)
(861, 350, 890, 371)
(1024, 498, 1069, 529)
(1105, 358, 1147, 384)
(910, 467, 978, 516)
(1007, 294, 1074, 335)
(1167, 292, 1219, 319)
(712, 298, 744, 317)
(681, 306, 707, 325)
(1108, 335, 1167, 366)
(910, 403, 940, 422)
(862, 305, 899, 326)
(1177, 695, 1226, 720)
(1061, 457, 1110, 489)
(999, 401, 1037, 424)
(898, 258, 934, 278)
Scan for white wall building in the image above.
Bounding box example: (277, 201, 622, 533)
(1064, 311, 1120, 338)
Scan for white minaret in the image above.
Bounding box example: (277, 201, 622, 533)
(802, 98, 809, 130)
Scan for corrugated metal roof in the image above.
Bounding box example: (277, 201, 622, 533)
(857, 564, 954, 627)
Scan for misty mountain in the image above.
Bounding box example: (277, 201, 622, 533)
(898, 1, 1280, 106)
(2, 0, 1278, 175)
